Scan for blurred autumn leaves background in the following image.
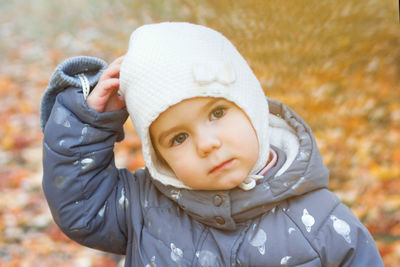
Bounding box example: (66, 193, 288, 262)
(0, 0, 399, 266)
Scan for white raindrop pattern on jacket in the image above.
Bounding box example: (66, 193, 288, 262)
(79, 126, 88, 142)
(291, 176, 305, 191)
(248, 224, 267, 255)
(145, 256, 156, 267)
(196, 250, 218, 267)
(53, 107, 71, 128)
(288, 227, 296, 234)
(118, 187, 129, 211)
(170, 243, 183, 266)
(301, 209, 315, 232)
(81, 157, 94, 171)
(280, 256, 292, 266)
(330, 215, 351, 243)
(261, 183, 270, 191)
(170, 189, 181, 201)
(59, 139, 65, 147)
(297, 150, 310, 161)
(98, 202, 106, 217)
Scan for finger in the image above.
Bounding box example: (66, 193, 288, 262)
(99, 64, 121, 81)
(87, 78, 122, 113)
(99, 56, 124, 81)
(91, 78, 120, 98)
(118, 94, 125, 105)
(93, 78, 119, 97)
(103, 93, 126, 112)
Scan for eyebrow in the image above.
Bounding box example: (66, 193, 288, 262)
(157, 98, 222, 145)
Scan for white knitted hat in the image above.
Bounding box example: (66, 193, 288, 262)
(119, 22, 270, 190)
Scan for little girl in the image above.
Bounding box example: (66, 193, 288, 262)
(41, 22, 383, 266)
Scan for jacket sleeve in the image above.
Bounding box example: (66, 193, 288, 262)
(41, 57, 131, 254)
(314, 202, 384, 267)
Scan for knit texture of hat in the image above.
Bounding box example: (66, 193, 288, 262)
(119, 22, 270, 189)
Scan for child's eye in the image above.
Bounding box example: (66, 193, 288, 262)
(210, 107, 225, 120)
(171, 133, 188, 146)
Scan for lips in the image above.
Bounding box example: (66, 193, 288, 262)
(209, 158, 235, 174)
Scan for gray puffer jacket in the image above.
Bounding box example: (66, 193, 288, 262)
(41, 56, 383, 267)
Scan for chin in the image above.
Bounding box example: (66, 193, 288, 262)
(222, 175, 247, 190)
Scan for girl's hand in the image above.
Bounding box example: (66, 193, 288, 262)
(86, 56, 126, 113)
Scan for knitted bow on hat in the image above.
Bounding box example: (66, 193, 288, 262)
(192, 61, 236, 86)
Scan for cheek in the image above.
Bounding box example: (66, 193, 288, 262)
(246, 130, 260, 163)
(166, 157, 201, 187)
(160, 148, 195, 177)
(234, 118, 259, 163)
(235, 118, 259, 147)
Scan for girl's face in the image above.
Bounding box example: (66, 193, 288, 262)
(150, 97, 259, 190)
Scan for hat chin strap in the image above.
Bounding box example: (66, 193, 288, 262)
(238, 174, 264, 190)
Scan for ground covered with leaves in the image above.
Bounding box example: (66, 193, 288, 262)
(0, 0, 399, 266)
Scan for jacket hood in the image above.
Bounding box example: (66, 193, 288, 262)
(152, 98, 329, 230)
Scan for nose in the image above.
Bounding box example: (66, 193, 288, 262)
(195, 128, 221, 157)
